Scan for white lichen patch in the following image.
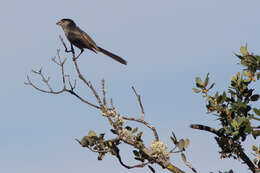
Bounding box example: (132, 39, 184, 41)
(150, 141, 170, 160)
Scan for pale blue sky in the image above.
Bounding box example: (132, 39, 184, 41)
(1, 1, 260, 172)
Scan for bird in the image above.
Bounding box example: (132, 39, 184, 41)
(56, 18, 127, 65)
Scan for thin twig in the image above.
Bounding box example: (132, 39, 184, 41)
(102, 79, 107, 106)
(25, 69, 64, 94)
(120, 115, 159, 141)
(25, 49, 100, 109)
(132, 86, 145, 120)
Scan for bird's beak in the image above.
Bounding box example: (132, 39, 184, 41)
(56, 21, 62, 26)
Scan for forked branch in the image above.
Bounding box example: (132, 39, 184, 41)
(25, 37, 190, 173)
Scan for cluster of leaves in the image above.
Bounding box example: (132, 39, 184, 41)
(193, 45, 260, 142)
(77, 123, 146, 161)
(192, 45, 260, 171)
(76, 130, 121, 160)
(235, 43, 260, 79)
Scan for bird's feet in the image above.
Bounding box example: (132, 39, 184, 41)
(73, 55, 80, 61)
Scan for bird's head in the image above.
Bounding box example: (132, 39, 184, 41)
(56, 18, 76, 28)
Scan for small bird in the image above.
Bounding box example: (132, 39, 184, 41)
(56, 18, 127, 65)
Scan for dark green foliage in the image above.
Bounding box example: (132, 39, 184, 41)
(76, 130, 121, 160)
(193, 46, 260, 141)
(193, 44, 260, 171)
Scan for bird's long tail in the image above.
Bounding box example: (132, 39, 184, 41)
(98, 46, 127, 65)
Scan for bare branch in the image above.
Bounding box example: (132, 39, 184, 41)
(132, 86, 145, 120)
(67, 89, 100, 109)
(102, 79, 107, 106)
(26, 48, 100, 109)
(26, 69, 64, 94)
(59, 36, 103, 107)
(121, 115, 159, 141)
(190, 124, 220, 136)
(73, 60, 103, 107)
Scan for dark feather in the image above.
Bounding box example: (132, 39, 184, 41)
(98, 46, 127, 65)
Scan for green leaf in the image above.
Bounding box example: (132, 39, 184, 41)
(133, 150, 140, 157)
(184, 139, 190, 149)
(240, 43, 248, 56)
(231, 120, 238, 129)
(237, 116, 246, 126)
(195, 77, 204, 88)
(88, 130, 97, 137)
(244, 123, 252, 133)
(181, 153, 187, 162)
(255, 55, 260, 61)
(204, 73, 210, 87)
(252, 145, 258, 151)
(171, 131, 177, 141)
(222, 92, 227, 102)
(99, 133, 105, 139)
(136, 132, 143, 139)
(132, 127, 138, 134)
(234, 53, 243, 60)
(170, 137, 177, 144)
(192, 88, 201, 93)
(244, 78, 252, 83)
(251, 94, 260, 101)
(215, 91, 219, 98)
(242, 70, 250, 77)
(253, 158, 258, 165)
(253, 108, 260, 116)
(252, 130, 260, 139)
(98, 152, 105, 160)
(125, 126, 132, 131)
(110, 129, 117, 134)
(208, 83, 215, 90)
(80, 136, 90, 147)
(216, 95, 223, 104)
(237, 72, 241, 78)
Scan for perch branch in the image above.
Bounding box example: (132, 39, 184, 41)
(132, 86, 145, 120)
(59, 36, 103, 107)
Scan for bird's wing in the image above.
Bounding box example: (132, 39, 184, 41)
(79, 28, 100, 51)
